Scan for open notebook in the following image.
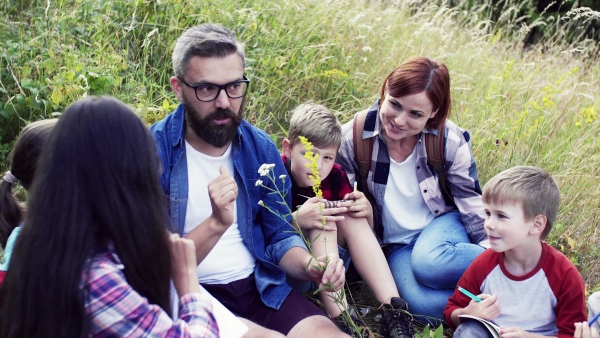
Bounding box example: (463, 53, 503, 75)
(458, 314, 500, 338)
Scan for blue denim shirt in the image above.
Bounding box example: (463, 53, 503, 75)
(150, 103, 307, 309)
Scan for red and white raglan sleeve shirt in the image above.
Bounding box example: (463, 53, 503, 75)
(444, 242, 586, 337)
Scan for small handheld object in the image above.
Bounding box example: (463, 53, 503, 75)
(589, 311, 600, 326)
(297, 194, 351, 208)
(458, 286, 483, 302)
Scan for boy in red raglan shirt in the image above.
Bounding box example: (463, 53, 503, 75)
(444, 166, 586, 338)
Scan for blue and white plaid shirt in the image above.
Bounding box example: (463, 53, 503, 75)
(336, 101, 487, 244)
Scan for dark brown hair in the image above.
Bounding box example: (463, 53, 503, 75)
(0, 96, 172, 337)
(0, 119, 57, 248)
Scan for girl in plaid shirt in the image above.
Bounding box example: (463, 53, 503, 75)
(0, 96, 218, 337)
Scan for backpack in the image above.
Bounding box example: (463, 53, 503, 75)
(352, 109, 455, 210)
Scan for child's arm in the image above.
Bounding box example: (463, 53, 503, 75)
(293, 197, 346, 231)
(444, 250, 500, 329)
(170, 233, 202, 297)
(449, 293, 500, 327)
(553, 264, 587, 338)
(498, 328, 556, 338)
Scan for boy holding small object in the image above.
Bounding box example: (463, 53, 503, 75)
(282, 102, 415, 338)
(444, 166, 587, 338)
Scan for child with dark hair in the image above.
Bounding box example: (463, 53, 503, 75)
(0, 96, 218, 337)
(0, 119, 57, 284)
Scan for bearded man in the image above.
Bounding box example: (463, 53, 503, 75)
(151, 24, 348, 338)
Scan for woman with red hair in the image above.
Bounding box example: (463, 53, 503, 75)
(336, 56, 487, 324)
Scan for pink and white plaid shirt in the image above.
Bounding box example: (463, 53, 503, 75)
(83, 245, 219, 337)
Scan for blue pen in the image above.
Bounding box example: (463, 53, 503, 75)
(458, 286, 483, 302)
(589, 311, 600, 326)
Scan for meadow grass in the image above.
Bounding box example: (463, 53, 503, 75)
(1, 0, 599, 336)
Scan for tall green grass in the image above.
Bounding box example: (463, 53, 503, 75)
(1, 0, 599, 296)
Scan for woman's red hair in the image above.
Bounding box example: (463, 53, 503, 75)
(379, 56, 451, 129)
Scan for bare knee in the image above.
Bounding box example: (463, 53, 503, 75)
(287, 315, 350, 338)
(336, 216, 370, 248)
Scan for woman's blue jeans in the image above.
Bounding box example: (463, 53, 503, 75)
(385, 211, 484, 323)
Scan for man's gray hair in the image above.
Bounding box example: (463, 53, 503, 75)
(172, 24, 245, 79)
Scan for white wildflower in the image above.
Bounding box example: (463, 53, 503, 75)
(258, 200, 265, 206)
(258, 163, 276, 177)
(361, 46, 373, 53)
(279, 174, 286, 180)
(255, 180, 263, 187)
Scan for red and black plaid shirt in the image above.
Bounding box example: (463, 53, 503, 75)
(281, 154, 353, 210)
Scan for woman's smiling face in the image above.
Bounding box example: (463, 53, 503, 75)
(379, 91, 437, 143)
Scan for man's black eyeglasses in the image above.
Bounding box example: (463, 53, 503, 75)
(178, 75, 250, 102)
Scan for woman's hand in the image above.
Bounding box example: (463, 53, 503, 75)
(294, 197, 346, 230)
(575, 322, 600, 338)
(170, 233, 201, 297)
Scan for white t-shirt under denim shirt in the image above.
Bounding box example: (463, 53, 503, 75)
(184, 142, 255, 284)
(382, 148, 434, 244)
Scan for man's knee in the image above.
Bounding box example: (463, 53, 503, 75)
(453, 320, 495, 338)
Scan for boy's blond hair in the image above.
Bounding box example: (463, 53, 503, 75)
(482, 166, 560, 240)
(287, 102, 341, 148)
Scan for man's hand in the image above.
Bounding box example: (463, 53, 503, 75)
(295, 197, 346, 231)
(207, 165, 237, 229)
(306, 255, 345, 291)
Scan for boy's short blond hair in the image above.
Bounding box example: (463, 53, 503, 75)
(482, 166, 560, 240)
(287, 102, 342, 148)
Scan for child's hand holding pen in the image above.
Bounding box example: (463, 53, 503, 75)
(575, 322, 600, 338)
(458, 286, 501, 321)
(576, 312, 600, 338)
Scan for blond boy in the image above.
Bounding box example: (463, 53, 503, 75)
(444, 166, 586, 338)
(282, 102, 414, 338)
